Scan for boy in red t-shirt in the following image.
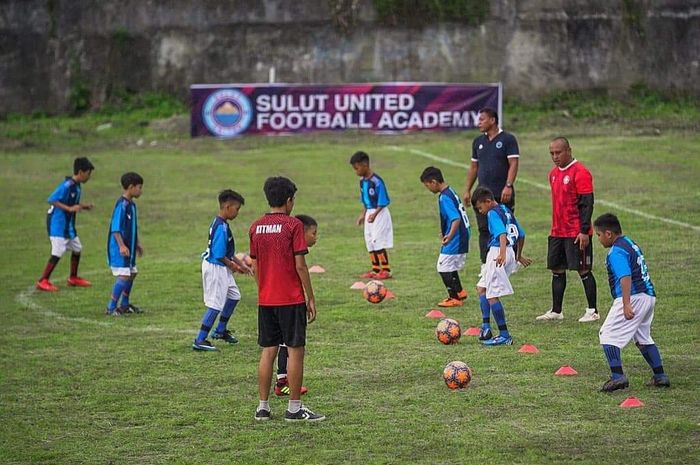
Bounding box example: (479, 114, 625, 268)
(250, 177, 325, 422)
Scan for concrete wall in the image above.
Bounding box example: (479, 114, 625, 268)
(1, 0, 698, 113)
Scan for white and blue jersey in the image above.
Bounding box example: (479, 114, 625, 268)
(107, 197, 138, 268)
(360, 174, 390, 209)
(46, 177, 81, 238)
(487, 204, 524, 248)
(606, 236, 656, 299)
(202, 216, 235, 266)
(439, 186, 471, 255)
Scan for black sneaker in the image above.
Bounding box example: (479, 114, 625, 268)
(600, 375, 629, 392)
(478, 327, 493, 341)
(120, 304, 143, 314)
(647, 374, 671, 388)
(211, 329, 238, 344)
(254, 408, 271, 421)
(105, 306, 125, 316)
(284, 405, 326, 422)
(192, 339, 218, 351)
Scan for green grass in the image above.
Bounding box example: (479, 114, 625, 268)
(1, 119, 699, 464)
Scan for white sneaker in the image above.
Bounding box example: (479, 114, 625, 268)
(536, 310, 564, 321)
(578, 308, 600, 322)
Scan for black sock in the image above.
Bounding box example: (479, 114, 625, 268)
(552, 272, 566, 313)
(40, 255, 61, 280)
(439, 272, 458, 298)
(70, 253, 81, 278)
(580, 271, 597, 311)
(277, 346, 288, 378)
(450, 272, 463, 294)
(369, 251, 381, 273)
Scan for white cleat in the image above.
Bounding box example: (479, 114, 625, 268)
(578, 308, 600, 322)
(536, 310, 564, 321)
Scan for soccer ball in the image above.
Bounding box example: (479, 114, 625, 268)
(363, 280, 387, 304)
(443, 361, 472, 390)
(435, 318, 461, 345)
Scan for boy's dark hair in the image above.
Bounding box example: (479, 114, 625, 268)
(218, 189, 245, 206)
(419, 166, 444, 183)
(471, 186, 495, 207)
(74, 157, 95, 174)
(593, 213, 623, 234)
(349, 151, 370, 165)
(264, 176, 297, 207)
(479, 107, 499, 125)
(295, 214, 317, 229)
(121, 172, 144, 189)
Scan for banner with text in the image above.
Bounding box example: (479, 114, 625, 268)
(190, 83, 501, 138)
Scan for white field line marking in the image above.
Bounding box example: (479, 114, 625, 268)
(388, 145, 700, 233)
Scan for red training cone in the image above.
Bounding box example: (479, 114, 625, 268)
(350, 281, 366, 290)
(308, 265, 326, 273)
(555, 365, 578, 376)
(464, 327, 481, 336)
(620, 397, 644, 408)
(425, 309, 446, 319)
(518, 344, 540, 354)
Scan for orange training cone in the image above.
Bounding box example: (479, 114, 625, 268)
(464, 327, 481, 336)
(426, 309, 446, 319)
(555, 365, 578, 376)
(518, 344, 540, 354)
(385, 290, 396, 299)
(620, 397, 644, 408)
(350, 281, 366, 290)
(309, 265, 326, 273)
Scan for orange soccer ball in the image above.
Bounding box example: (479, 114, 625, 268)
(435, 318, 462, 345)
(363, 280, 387, 304)
(443, 361, 472, 390)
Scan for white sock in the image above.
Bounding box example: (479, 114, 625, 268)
(288, 399, 301, 413)
(258, 400, 269, 412)
(277, 374, 287, 382)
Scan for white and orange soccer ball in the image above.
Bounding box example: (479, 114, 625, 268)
(443, 361, 472, 390)
(435, 318, 462, 345)
(363, 280, 387, 304)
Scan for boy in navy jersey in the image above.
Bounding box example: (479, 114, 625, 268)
(350, 151, 393, 280)
(472, 187, 531, 345)
(420, 166, 471, 307)
(192, 190, 252, 351)
(105, 172, 144, 315)
(275, 214, 317, 396)
(250, 177, 324, 422)
(594, 213, 670, 392)
(37, 157, 95, 292)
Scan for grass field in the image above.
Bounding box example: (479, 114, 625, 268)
(1, 119, 699, 464)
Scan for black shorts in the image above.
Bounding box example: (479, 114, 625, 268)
(258, 303, 307, 348)
(547, 236, 593, 271)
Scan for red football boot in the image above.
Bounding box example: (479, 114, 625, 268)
(67, 276, 92, 287)
(36, 279, 59, 292)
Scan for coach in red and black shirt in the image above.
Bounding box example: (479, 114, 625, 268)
(536, 137, 599, 323)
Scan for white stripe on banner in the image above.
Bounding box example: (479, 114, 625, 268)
(387, 145, 700, 234)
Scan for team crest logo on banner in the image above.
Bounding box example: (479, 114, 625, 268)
(202, 89, 252, 138)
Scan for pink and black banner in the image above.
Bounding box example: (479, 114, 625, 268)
(190, 82, 501, 138)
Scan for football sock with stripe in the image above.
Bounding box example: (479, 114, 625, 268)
(479, 294, 491, 327)
(107, 278, 129, 312)
(215, 298, 239, 333)
(551, 272, 567, 313)
(377, 249, 390, 272)
(120, 279, 134, 308)
(603, 344, 624, 379)
(196, 308, 220, 343)
(637, 343, 665, 376)
(369, 251, 381, 273)
(69, 253, 81, 278)
(580, 271, 597, 311)
(439, 272, 458, 298)
(277, 346, 289, 377)
(491, 301, 509, 338)
(40, 255, 60, 281)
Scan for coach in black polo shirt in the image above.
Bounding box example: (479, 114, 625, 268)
(463, 107, 520, 271)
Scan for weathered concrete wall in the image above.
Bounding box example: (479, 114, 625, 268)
(1, 0, 698, 113)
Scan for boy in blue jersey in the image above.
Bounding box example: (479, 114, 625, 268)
(192, 190, 252, 351)
(472, 187, 532, 345)
(420, 167, 471, 307)
(350, 151, 394, 280)
(106, 172, 144, 315)
(37, 157, 95, 292)
(594, 213, 670, 391)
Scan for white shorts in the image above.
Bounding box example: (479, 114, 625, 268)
(111, 266, 138, 277)
(202, 260, 240, 311)
(364, 208, 393, 251)
(437, 253, 466, 273)
(599, 294, 656, 348)
(476, 247, 517, 299)
(50, 236, 82, 257)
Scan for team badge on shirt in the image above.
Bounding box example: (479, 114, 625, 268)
(496, 141, 503, 149)
(563, 175, 570, 185)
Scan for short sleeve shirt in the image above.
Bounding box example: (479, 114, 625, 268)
(360, 174, 390, 209)
(549, 160, 594, 237)
(107, 197, 138, 268)
(438, 186, 470, 255)
(249, 213, 308, 306)
(202, 216, 235, 266)
(47, 177, 81, 238)
(606, 236, 656, 299)
(471, 130, 520, 194)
